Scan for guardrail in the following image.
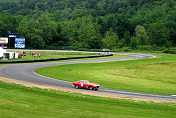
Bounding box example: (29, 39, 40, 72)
(0, 54, 113, 64)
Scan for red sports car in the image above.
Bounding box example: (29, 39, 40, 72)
(19, 51, 26, 56)
(73, 80, 100, 90)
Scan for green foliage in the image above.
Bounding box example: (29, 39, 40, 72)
(119, 47, 133, 52)
(18, 14, 59, 48)
(60, 15, 102, 49)
(78, 16, 102, 49)
(148, 21, 170, 47)
(122, 31, 131, 46)
(135, 25, 149, 45)
(138, 45, 154, 51)
(0, 14, 22, 37)
(0, 0, 175, 50)
(102, 28, 119, 49)
(130, 37, 139, 49)
(163, 48, 176, 54)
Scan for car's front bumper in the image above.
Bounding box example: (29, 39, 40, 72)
(94, 86, 100, 89)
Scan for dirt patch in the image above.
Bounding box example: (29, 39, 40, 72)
(0, 76, 175, 103)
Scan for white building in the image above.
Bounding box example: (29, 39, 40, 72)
(0, 47, 6, 58)
(0, 47, 19, 60)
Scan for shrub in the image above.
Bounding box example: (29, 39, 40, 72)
(138, 45, 153, 51)
(163, 48, 176, 54)
(77, 48, 90, 51)
(112, 47, 133, 52)
(122, 47, 133, 52)
(46, 46, 58, 50)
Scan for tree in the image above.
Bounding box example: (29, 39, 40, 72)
(165, 9, 176, 45)
(165, 20, 176, 45)
(78, 16, 102, 49)
(102, 14, 133, 39)
(60, 19, 80, 47)
(18, 14, 59, 48)
(0, 20, 7, 37)
(102, 28, 119, 49)
(130, 37, 139, 49)
(135, 25, 149, 45)
(147, 21, 170, 47)
(0, 14, 22, 37)
(60, 15, 102, 49)
(122, 31, 131, 46)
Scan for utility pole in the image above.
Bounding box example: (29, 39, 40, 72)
(8, 38, 10, 48)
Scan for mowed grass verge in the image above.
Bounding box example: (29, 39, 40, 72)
(0, 51, 98, 62)
(35, 53, 176, 95)
(0, 51, 131, 62)
(0, 81, 176, 118)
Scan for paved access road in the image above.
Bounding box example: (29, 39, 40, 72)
(0, 52, 176, 101)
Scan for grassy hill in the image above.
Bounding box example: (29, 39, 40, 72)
(0, 81, 176, 118)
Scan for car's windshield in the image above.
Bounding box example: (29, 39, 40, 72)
(84, 81, 90, 84)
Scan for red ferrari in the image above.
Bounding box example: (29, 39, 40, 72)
(73, 80, 100, 90)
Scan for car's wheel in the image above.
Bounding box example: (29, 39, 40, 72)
(94, 88, 98, 90)
(75, 85, 79, 89)
(89, 86, 93, 90)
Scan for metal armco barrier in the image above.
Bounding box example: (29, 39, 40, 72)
(0, 54, 113, 64)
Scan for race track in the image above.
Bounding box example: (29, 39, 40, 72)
(0, 52, 176, 102)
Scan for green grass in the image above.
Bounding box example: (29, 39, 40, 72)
(0, 51, 98, 62)
(0, 51, 131, 62)
(35, 53, 176, 95)
(0, 81, 176, 118)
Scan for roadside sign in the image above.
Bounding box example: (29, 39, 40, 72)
(8, 31, 18, 38)
(15, 38, 25, 48)
(0, 37, 8, 48)
(8, 35, 18, 38)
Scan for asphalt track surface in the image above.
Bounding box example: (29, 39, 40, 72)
(0, 52, 176, 102)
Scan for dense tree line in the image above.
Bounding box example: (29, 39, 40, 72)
(0, 0, 175, 51)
